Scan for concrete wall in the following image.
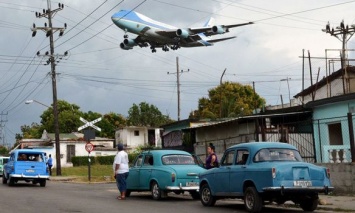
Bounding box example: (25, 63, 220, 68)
(318, 163, 355, 195)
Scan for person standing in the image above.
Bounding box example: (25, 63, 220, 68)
(205, 143, 218, 169)
(47, 154, 53, 176)
(113, 143, 129, 200)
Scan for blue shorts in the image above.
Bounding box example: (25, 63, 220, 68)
(116, 172, 129, 192)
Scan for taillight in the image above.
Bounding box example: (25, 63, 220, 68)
(171, 173, 175, 182)
(272, 167, 276, 178)
(326, 168, 330, 178)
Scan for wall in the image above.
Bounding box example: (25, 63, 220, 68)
(318, 163, 355, 195)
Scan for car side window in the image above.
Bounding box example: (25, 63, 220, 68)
(236, 150, 249, 165)
(221, 150, 235, 166)
(144, 155, 153, 166)
(134, 155, 144, 167)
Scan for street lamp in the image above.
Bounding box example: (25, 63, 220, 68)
(280, 78, 291, 107)
(25, 99, 51, 108)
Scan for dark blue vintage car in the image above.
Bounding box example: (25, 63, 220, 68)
(3, 150, 49, 187)
(126, 150, 206, 200)
(199, 142, 333, 213)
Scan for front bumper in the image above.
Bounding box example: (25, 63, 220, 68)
(9, 174, 50, 179)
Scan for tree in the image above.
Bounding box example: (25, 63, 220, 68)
(19, 100, 127, 140)
(190, 81, 266, 119)
(81, 111, 127, 138)
(40, 100, 83, 133)
(127, 102, 173, 127)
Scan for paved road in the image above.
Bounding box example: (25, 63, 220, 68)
(0, 180, 350, 213)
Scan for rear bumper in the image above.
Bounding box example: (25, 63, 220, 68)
(166, 183, 199, 191)
(263, 186, 334, 194)
(9, 174, 49, 179)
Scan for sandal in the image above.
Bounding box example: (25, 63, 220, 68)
(117, 196, 125, 200)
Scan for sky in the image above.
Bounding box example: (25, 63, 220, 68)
(0, 0, 355, 147)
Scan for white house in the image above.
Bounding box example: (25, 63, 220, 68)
(115, 126, 162, 150)
(18, 130, 116, 168)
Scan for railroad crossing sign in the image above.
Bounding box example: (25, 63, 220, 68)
(78, 117, 102, 131)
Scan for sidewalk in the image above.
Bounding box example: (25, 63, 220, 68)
(317, 195, 355, 212)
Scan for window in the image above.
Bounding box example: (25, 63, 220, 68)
(67, 145, 75, 162)
(236, 150, 249, 165)
(144, 155, 154, 166)
(134, 130, 139, 136)
(328, 123, 343, 146)
(134, 155, 143, 167)
(221, 150, 235, 166)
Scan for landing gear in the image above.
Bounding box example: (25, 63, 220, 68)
(162, 45, 169, 52)
(150, 46, 157, 53)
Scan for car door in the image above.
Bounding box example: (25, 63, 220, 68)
(139, 154, 153, 190)
(210, 149, 235, 196)
(128, 154, 143, 189)
(229, 149, 249, 195)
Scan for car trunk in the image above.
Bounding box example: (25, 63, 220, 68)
(276, 162, 325, 181)
(14, 162, 47, 176)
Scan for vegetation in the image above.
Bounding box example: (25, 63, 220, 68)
(127, 102, 173, 127)
(190, 81, 266, 119)
(54, 164, 113, 182)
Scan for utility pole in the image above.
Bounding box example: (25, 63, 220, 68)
(31, 0, 67, 176)
(219, 68, 226, 118)
(322, 21, 355, 94)
(167, 57, 189, 121)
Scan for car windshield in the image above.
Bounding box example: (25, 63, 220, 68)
(254, 148, 302, 162)
(162, 154, 196, 165)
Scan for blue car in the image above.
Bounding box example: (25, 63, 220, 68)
(199, 142, 334, 213)
(3, 150, 49, 187)
(126, 150, 206, 200)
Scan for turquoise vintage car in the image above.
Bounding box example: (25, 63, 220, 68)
(0, 156, 9, 176)
(199, 142, 334, 213)
(126, 150, 206, 200)
(3, 150, 49, 187)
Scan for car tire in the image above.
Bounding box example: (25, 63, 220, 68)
(190, 191, 200, 200)
(244, 186, 263, 213)
(300, 198, 318, 212)
(200, 183, 216, 206)
(2, 174, 7, 184)
(40, 180, 46, 187)
(151, 181, 162, 200)
(8, 177, 15, 186)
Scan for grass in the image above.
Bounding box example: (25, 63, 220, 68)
(52, 164, 113, 182)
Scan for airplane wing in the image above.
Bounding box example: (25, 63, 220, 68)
(207, 36, 236, 43)
(190, 22, 254, 36)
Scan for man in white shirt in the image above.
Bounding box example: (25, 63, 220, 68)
(113, 143, 129, 200)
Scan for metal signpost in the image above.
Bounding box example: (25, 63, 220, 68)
(78, 117, 102, 181)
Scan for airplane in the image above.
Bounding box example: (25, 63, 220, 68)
(111, 10, 253, 53)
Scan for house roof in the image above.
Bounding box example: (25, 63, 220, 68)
(182, 111, 311, 130)
(294, 66, 355, 98)
(305, 92, 355, 108)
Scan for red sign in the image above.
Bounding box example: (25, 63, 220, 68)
(85, 142, 94, 153)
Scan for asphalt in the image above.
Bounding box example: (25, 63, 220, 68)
(49, 176, 355, 212)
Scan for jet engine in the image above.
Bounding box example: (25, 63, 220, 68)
(120, 38, 137, 50)
(176, 29, 189, 38)
(211, 25, 226, 34)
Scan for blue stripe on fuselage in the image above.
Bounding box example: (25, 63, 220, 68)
(111, 10, 173, 31)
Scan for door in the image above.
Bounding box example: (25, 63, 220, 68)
(229, 149, 249, 195)
(128, 155, 143, 189)
(139, 154, 153, 189)
(211, 149, 235, 196)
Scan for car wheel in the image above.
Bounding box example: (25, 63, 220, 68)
(2, 174, 7, 184)
(151, 181, 162, 200)
(200, 183, 216, 206)
(244, 186, 263, 213)
(300, 198, 318, 212)
(190, 191, 200, 200)
(8, 177, 15, 186)
(40, 180, 46, 187)
(125, 190, 131, 197)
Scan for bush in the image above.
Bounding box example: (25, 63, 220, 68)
(72, 153, 139, 167)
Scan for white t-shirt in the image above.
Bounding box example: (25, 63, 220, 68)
(113, 151, 129, 174)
